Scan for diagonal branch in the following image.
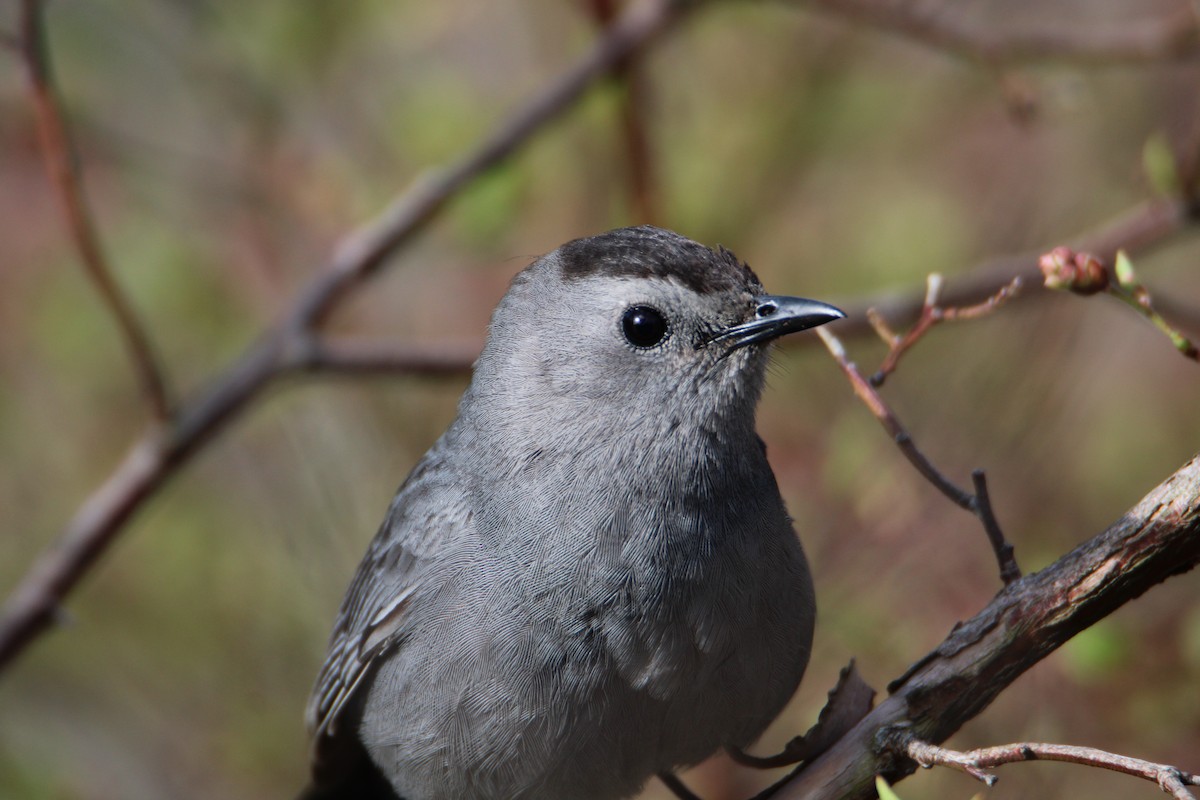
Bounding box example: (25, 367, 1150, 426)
(291, 0, 686, 331)
(0, 0, 692, 674)
(816, 328, 1020, 584)
(19, 0, 171, 419)
(771, 453, 1200, 799)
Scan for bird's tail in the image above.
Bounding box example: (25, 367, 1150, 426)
(297, 733, 401, 800)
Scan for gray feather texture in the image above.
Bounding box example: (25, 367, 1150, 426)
(303, 226, 841, 800)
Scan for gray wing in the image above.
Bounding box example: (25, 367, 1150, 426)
(305, 441, 472, 755)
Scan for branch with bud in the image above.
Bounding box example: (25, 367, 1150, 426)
(1039, 246, 1199, 361)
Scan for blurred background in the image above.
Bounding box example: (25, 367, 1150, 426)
(2, 0, 1199, 798)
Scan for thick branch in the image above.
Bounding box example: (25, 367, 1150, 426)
(19, 0, 171, 419)
(773, 454, 1200, 799)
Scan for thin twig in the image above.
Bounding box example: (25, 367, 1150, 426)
(971, 470, 1019, 584)
(1038, 247, 1200, 362)
(805, 0, 1200, 65)
(817, 328, 974, 510)
(817, 328, 1021, 583)
(889, 730, 1200, 800)
(0, 0, 691, 673)
(868, 274, 1021, 387)
(1111, 251, 1200, 361)
(18, 0, 171, 419)
(588, 0, 659, 223)
(817, 197, 1196, 347)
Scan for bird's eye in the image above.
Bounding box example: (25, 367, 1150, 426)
(621, 305, 669, 348)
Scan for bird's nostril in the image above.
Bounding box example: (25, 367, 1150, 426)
(757, 302, 778, 318)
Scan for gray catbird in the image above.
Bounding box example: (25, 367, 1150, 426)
(301, 226, 844, 800)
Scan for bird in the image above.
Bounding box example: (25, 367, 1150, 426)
(300, 225, 844, 800)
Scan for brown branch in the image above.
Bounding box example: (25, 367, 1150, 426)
(803, 0, 1200, 65)
(588, 0, 659, 223)
(275, 203, 1195, 379)
(816, 328, 1021, 584)
(770, 452, 1200, 799)
(285, 337, 479, 378)
(868, 273, 1021, 388)
(893, 734, 1200, 800)
(291, 0, 685, 331)
(19, 0, 171, 419)
(811, 196, 1196, 345)
(0, 336, 281, 671)
(5, 189, 1182, 669)
(970, 469, 1016, 585)
(0, 0, 691, 674)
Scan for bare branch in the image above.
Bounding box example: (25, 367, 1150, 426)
(868, 274, 1021, 388)
(803, 0, 1200, 65)
(892, 732, 1200, 800)
(0, 338, 281, 669)
(285, 337, 478, 378)
(588, 0, 660, 223)
(18, 0, 171, 419)
(971, 470, 1018, 585)
(816, 328, 1021, 583)
(291, 0, 686, 331)
(771, 453, 1200, 799)
(0, 0, 692, 674)
(822, 197, 1194, 345)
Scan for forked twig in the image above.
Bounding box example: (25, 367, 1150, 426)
(772, 455, 1200, 800)
(817, 328, 1021, 584)
(868, 273, 1021, 387)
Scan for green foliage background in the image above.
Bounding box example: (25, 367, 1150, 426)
(1, 1, 1198, 798)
